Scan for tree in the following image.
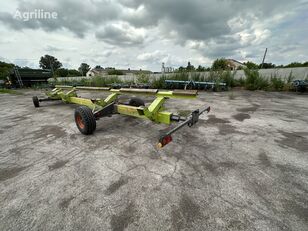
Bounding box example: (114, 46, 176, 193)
(212, 58, 228, 70)
(78, 63, 90, 76)
(197, 65, 206, 72)
(68, 69, 82, 76)
(39, 55, 62, 72)
(178, 66, 185, 72)
(243, 61, 258, 69)
(285, 62, 304, 68)
(259, 63, 275, 69)
(0, 61, 14, 80)
(186, 61, 195, 71)
(55, 68, 69, 77)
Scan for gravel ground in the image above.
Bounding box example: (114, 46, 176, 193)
(0, 89, 307, 231)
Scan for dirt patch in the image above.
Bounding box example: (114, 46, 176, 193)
(276, 131, 308, 152)
(283, 200, 308, 222)
(105, 176, 129, 195)
(0, 166, 27, 182)
(206, 115, 230, 124)
(10, 115, 29, 123)
(259, 151, 272, 167)
(33, 125, 67, 139)
(233, 113, 251, 122)
(218, 161, 238, 169)
(48, 160, 69, 171)
(237, 105, 259, 113)
(203, 115, 238, 135)
(218, 124, 238, 135)
(123, 117, 141, 127)
(148, 150, 160, 159)
(171, 194, 202, 230)
(200, 159, 218, 175)
(276, 164, 308, 176)
(1, 125, 15, 130)
(110, 202, 139, 231)
(124, 145, 137, 153)
(227, 219, 247, 230)
(59, 196, 75, 210)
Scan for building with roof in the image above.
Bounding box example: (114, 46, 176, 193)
(226, 59, 246, 70)
(86, 67, 151, 77)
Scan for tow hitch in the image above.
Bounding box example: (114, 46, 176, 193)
(157, 106, 211, 148)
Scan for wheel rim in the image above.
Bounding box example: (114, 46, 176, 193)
(76, 114, 85, 129)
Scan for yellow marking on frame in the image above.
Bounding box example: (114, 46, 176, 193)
(116, 105, 145, 118)
(156, 111, 172, 124)
(69, 97, 97, 110)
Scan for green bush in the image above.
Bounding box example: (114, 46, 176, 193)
(168, 72, 189, 81)
(0, 61, 14, 80)
(244, 68, 269, 90)
(107, 69, 124, 75)
(269, 75, 284, 91)
(136, 74, 150, 84)
(207, 70, 219, 82)
(151, 75, 166, 89)
(234, 77, 245, 87)
(286, 71, 294, 83)
(220, 70, 236, 87)
(212, 58, 228, 71)
(54, 76, 125, 87)
(191, 72, 202, 81)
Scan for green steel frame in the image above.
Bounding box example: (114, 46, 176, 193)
(44, 85, 198, 124)
(33, 85, 210, 147)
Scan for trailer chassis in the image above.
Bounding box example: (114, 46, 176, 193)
(33, 86, 210, 148)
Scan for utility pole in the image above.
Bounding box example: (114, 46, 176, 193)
(260, 48, 268, 69)
(48, 57, 55, 79)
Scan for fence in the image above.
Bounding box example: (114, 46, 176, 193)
(49, 67, 308, 83)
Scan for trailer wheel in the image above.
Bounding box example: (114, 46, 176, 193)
(129, 97, 145, 107)
(74, 106, 96, 135)
(32, 96, 40, 107)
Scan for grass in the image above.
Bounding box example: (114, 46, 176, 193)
(136, 74, 150, 84)
(244, 68, 269, 90)
(0, 89, 22, 95)
(269, 75, 284, 91)
(51, 69, 300, 92)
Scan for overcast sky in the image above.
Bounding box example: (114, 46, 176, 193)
(0, 0, 307, 71)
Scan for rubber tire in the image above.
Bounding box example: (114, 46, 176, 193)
(128, 97, 145, 107)
(74, 106, 96, 135)
(33, 96, 40, 107)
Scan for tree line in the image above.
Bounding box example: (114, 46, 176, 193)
(39, 54, 90, 77)
(176, 58, 308, 72)
(0, 54, 92, 79)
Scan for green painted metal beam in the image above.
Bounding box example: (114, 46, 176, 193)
(54, 85, 197, 99)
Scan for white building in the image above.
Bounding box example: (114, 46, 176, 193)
(226, 59, 246, 70)
(161, 62, 174, 73)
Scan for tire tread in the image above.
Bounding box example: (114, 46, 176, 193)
(75, 106, 96, 135)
